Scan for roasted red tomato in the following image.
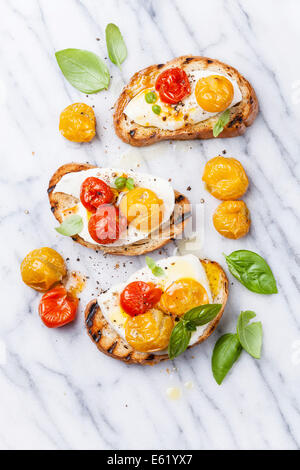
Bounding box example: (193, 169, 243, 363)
(80, 177, 113, 213)
(120, 281, 162, 317)
(38, 285, 78, 328)
(88, 205, 126, 245)
(155, 67, 191, 104)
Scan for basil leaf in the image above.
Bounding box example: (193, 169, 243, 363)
(168, 321, 192, 360)
(55, 48, 110, 93)
(168, 304, 222, 360)
(212, 333, 242, 385)
(152, 266, 165, 277)
(184, 304, 222, 326)
(224, 250, 278, 294)
(213, 109, 230, 137)
(145, 256, 165, 277)
(105, 23, 127, 69)
(115, 176, 126, 190)
(126, 177, 135, 190)
(184, 320, 197, 332)
(237, 311, 262, 359)
(55, 214, 83, 236)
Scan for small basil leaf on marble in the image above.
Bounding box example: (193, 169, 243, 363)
(184, 304, 222, 326)
(237, 311, 263, 359)
(212, 333, 243, 385)
(55, 48, 110, 93)
(125, 177, 135, 190)
(223, 250, 278, 294)
(168, 321, 192, 360)
(168, 304, 221, 359)
(213, 109, 230, 137)
(105, 23, 127, 69)
(145, 256, 165, 277)
(55, 214, 83, 236)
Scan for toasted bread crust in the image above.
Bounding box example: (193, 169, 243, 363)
(114, 55, 258, 146)
(84, 260, 228, 365)
(48, 163, 191, 256)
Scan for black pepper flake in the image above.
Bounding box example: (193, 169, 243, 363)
(187, 186, 191, 191)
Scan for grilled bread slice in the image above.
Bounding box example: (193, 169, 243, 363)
(48, 163, 191, 256)
(114, 55, 258, 147)
(85, 259, 228, 365)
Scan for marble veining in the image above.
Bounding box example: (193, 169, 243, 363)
(1, 0, 300, 450)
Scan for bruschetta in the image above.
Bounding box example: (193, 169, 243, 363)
(48, 163, 191, 255)
(85, 255, 228, 365)
(114, 55, 258, 146)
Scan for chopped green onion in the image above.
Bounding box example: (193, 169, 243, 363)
(145, 91, 157, 104)
(152, 104, 161, 115)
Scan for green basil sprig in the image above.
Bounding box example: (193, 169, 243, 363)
(223, 250, 277, 294)
(212, 311, 263, 385)
(105, 23, 127, 69)
(126, 177, 135, 190)
(213, 109, 230, 137)
(212, 334, 242, 385)
(55, 214, 83, 236)
(145, 256, 165, 277)
(55, 48, 110, 93)
(168, 304, 222, 360)
(115, 176, 135, 191)
(237, 311, 262, 359)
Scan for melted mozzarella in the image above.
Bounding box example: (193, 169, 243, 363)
(98, 255, 213, 353)
(53, 168, 175, 246)
(124, 70, 242, 131)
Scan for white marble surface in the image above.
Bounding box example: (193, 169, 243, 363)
(1, 0, 300, 450)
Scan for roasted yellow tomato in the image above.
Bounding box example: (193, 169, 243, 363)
(195, 75, 234, 113)
(119, 187, 164, 232)
(213, 200, 250, 239)
(20, 247, 66, 292)
(159, 278, 209, 317)
(125, 309, 174, 352)
(202, 156, 249, 200)
(59, 103, 96, 143)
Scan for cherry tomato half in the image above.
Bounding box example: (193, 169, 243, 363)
(155, 67, 191, 104)
(80, 177, 113, 213)
(120, 281, 162, 317)
(88, 205, 127, 245)
(38, 285, 78, 328)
